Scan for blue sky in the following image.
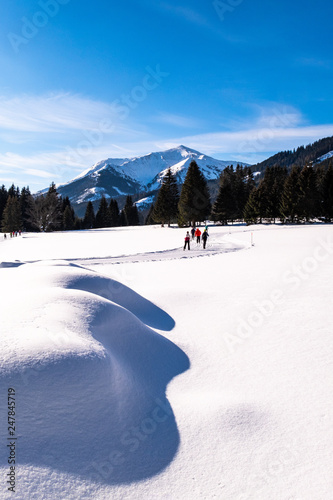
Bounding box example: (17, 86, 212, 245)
(1, 0, 333, 191)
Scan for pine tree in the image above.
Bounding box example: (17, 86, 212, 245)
(233, 165, 249, 219)
(153, 168, 179, 226)
(119, 209, 126, 226)
(83, 201, 95, 229)
(45, 183, 62, 231)
(211, 172, 237, 225)
(74, 216, 82, 230)
(211, 165, 255, 224)
(297, 166, 319, 222)
(95, 196, 110, 228)
(109, 198, 120, 227)
(243, 185, 266, 225)
(60, 197, 75, 230)
(145, 203, 155, 225)
(0, 185, 8, 228)
(260, 166, 288, 222)
(8, 184, 19, 199)
(1, 196, 22, 232)
(123, 196, 140, 226)
(319, 164, 333, 222)
(178, 160, 211, 226)
(63, 205, 75, 230)
(19, 186, 35, 231)
(280, 166, 302, 223)
(61, 196, 71, 213)
(244, 167, 256, 202)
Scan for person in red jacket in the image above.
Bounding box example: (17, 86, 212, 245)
(184, 231, 190, 250)
(194, 227, 201, 244)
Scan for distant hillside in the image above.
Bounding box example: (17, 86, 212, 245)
(252, 136, 333, 179)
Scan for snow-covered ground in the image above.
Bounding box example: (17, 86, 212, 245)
(1, 223, 333, 499)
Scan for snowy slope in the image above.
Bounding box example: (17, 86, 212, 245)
(145, 148, 231, 191)
(1, 224, 333, 499)
(316, 150, 333, 163)
(50, 145, 247, 205)
(74, 145, 240, 186)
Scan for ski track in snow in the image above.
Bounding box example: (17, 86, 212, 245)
(0, 229, 250, 269)
(73, 238, 248, 267)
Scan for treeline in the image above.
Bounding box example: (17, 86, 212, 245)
(0, 182, 140, 233)
(0, 182, 81, 233)
(147, 161, 255, 227)
(83, 195, 139, 229)
(244, 164, 333, 224)
(2, 160, 333, 233)
(148, 160, 333, 226)
(253, 136, 333, 177)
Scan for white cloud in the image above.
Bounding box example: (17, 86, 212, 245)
(25, 168, 56, 178)
(144, 105, 332, 160)
(252, 104, 303, 129)
(1, 98, 333, 192)
(152, 2, 210, 27)
(141, 0, 236, 41)
(218, 103, 305, 132)
(0, 143, 144, 190)
(126, 112, 333, 164)
(0, 151, 70, 181)
(0, 91, 151, 189)
(153, 112, 204, 128)
(296, 57, 332, 70)
(0, 93, 132, 134)
(158, 124, 333, 156)
(4, 121, 332, 183)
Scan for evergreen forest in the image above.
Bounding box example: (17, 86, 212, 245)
(2, 158, 333, 233)
(0, 183, 140, 233)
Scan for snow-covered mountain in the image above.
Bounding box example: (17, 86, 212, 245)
(145, 147, 235, 191)
(53, 145, 247, 206)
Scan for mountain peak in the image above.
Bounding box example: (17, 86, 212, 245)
(167, 144, 200, 155)
(51, 146, 247, 209)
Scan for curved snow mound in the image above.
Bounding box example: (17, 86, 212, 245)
(0, 261, 189, 484)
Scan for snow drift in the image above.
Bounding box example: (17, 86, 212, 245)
(0, 261, 189, 484)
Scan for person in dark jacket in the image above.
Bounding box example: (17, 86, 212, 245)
(202, 229, 209, 249)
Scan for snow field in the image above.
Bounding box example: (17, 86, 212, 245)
(0, 223, 333, 499)
(0, 224, 247, 266)
(87, 224, 333, 499)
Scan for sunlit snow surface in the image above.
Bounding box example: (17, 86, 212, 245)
(0, 224, 333, 500)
